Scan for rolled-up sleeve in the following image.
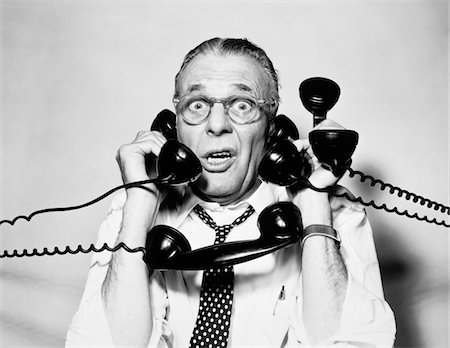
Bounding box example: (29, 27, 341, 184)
(66, 192, 171, 347)
(331, 273, 396, 347)
(291, 273, 395, 347)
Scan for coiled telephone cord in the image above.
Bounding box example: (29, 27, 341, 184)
(0, 242, 145, 259)
(348, 168, 450, 214)
(304, 181, 449, 228)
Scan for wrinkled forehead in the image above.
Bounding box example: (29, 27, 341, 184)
(177, 53, 271, 98)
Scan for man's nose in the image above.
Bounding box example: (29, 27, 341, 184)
(206, 103, 233, 135)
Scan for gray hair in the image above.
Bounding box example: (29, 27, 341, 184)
(174, 38, 280, 119)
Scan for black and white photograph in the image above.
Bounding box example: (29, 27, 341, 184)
(0, 1, 448, 347)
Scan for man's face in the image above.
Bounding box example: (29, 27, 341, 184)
(176, 53, 271, 205)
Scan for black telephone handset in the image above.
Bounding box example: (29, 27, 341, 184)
(147, 109, 202, 186)
(259, 77, 359, 186)
(144, 110, 304, 270)
(302, 77, 358, 177)
(145, 201, 302, 270)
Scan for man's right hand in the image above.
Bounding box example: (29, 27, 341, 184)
(116, 130, 168, 201)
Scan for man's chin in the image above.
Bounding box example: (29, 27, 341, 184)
(193, 173, 241, 203)
(192, 171, 260, 205)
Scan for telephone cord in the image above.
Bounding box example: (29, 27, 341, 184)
(0, 181, 448, 260)
(304, 181, 450, 228)
(1, 177, 449, 229)
(348, 168, 450, 214)
(0, 242, 145, 259)
(0, 179, 156, 226)
(0, 172, 449, 261)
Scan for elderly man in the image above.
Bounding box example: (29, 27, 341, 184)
(67, 38, 395, 347)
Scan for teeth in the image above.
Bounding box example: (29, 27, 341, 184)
(207, 152, 232, 164)
(210, 152, 230, 158)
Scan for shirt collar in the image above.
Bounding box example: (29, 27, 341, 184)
(168, 180, 285, 228)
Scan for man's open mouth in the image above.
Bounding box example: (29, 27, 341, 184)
(206, 151, 233, 165)
(202, 149, 236, 172)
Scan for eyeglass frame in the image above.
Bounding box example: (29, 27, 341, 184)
(172, 93, 273, 125)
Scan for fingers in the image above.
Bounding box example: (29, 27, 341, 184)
(291, 137, 340, 188)
(288, 120, 350, 190)
(116, 130, 169, 184)
(292, 139, 320, 170)
(133, 130, 167, 155)
(117, 131, 166, 161)
(292, 139, 314, 158)
(292, 138, 310, 152)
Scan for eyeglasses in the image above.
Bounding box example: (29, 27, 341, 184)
(172, 94, 269, 125)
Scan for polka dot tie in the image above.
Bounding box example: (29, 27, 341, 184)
(189, 204, 255, 348)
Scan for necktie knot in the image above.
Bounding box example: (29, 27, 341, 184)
(193, 205, 255, 244)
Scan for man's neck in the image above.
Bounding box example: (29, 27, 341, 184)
(192, 179, 262, 207)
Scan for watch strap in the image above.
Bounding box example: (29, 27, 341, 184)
(301, 224, 341, 248)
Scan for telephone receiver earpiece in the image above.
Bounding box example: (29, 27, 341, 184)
(300, 77, 358, 176)
(299, 77, 340, 127)
(148, 109, 202, 186)
(144, 201, 302, 270)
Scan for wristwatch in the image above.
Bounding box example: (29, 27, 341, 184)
(301, 224, 341, 248)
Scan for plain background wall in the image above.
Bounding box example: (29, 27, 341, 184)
(0, 0, 448, 346)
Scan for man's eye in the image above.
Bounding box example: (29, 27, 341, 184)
(231, 100, 253, 113)
(187, 100, 208, 113)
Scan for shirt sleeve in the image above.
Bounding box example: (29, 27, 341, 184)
(65, 192, 172, 347)
(290, 189, 396, 347)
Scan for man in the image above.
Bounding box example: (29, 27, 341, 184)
(67, 38, 395, 347)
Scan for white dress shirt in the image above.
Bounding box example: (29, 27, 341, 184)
(66, 181, 396, 347)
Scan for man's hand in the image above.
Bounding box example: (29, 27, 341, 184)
(294, 119, 346, 189)
(116, 130, 168, 200)
(288, 119, 347, 227)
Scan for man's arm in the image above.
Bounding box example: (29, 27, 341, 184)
(294, 189, 348, 345)
(289, 121, 351, 344)
(101, 191, 160, 346)
(101, 130, 167, 346)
